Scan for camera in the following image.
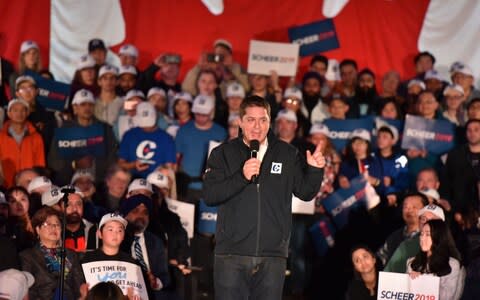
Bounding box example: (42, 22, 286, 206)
(206, 53, 224, 63)
(163, 54, 181, 64)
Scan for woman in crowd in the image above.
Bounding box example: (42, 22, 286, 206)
(6, 186, 35, 251)
(9, 40, 43, 96)
(407, 219, 465, 300)
(20, 206, 86, 299)
(346, 245, 378, 300)
(378, 97, 404, 120)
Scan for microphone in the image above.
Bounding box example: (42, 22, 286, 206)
(250, 140, 260, 183)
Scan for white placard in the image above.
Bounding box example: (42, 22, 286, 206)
(247, 40, 300, 77)
(208, 140, 222, 158)
(291, 195, 315, 215)
(166, 198, 195, 239)
(377, 271, 439, 300)
(82, 261, 148, 300)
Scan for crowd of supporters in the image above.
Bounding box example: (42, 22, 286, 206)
(0, 37, 479, 300)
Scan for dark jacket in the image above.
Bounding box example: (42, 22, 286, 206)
(20, 246, 85, 300)
(203, 131, 324, 257)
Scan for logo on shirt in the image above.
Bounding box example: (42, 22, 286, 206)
(136, 140, 157, 161)
(271, 162, 282, 174)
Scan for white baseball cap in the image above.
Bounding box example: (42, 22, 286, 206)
(284, 87, 303, 101)
(15, 75, 36, 89)
(119, 44, 139, 58)
(41, 186, 62, 207)
(125, 89, 145, 101)
(147, 171, 169, 189)
(147, 87, 166, 99)
(76, 54, 96, 70)
(118, 65, 138, 76)
(27, 176, 52, 194)
(192, 95, 215, 115)
(226, 82, 245, 98)
(443, 84, 465, 96)
(350, 128, 371, 142)
(424, 70, 443, 82)
(418, 204, 445, 221)
(450, 62, 474, 77)
(135, 102, 157, 128)
(173, 92, 193, 103)
(99, 212, 128, 229)
(128, 178, 153, 194)
(309, 123, 330, 136)
(7, 98, 30, 112)
(71, 169, 95, 184)
(407, 79, 426, 90)
(325, 59, 340, 81)
(376, 119, 399, 144)
(275, 109, 297, 122)
(0, 268, 35, 300)
(98, 65, 118, 78)
(214, 39, 233, 52)
(419, 188, 440, 201)
(20, 40, 39, 54)
(72, 89, 95, 105)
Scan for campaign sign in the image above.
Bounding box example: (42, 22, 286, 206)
(198, 199, 217, 235)
(292, 194, 315, 215)
(322, 176, 367, 229)
(323, 117, 374, 152)
(82, 261, 148, 300)
(248, 40, 300, 77)
(288, 19, 340, 56)
(54, 123, 106, 159)
(377, 271, 439, 300)
(166, 198, 195, 239)
(25, 70, 70, 111)
(309, 216, 336, 256)
(401, 114, 454, 154)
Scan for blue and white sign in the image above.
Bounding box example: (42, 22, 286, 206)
(25, 70, 70, 111)
(401, 114, 454, 154)
(323, 117, 374, 152)
(288, 19, 340, 56)
(309, 216, 336, 256)
(54, 123, 106, 159)
(198, 199, 217, 235)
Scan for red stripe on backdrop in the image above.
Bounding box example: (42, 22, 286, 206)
(0, 0, 429, 84)
(0, 0, 50, 70)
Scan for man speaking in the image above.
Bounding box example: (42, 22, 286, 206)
(204, 95, 325, 300)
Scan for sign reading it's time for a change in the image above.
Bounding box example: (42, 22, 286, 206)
(82, 261, 148, 299)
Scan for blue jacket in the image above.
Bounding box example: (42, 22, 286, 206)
(372, 150, 409, 196)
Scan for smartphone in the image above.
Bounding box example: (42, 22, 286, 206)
(206, 53, 224, 63)
(163, 54, 181, 64)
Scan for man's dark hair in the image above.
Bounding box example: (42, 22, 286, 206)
(402, 191, 429, 207)
(414, 51, 436, 65)
(310, 55, 328, 68)
(339, 59, 358, 71)
(358, 68, 375, 80)
(467, 98, 480, 111)
(239, 95, 271, 119)
(465, 118, 480, 132)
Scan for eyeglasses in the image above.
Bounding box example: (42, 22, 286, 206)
(285, 98, 300, 104)
(41, 222, 61, 230)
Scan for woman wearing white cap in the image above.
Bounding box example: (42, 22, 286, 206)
(9, 40, 43, 97)
(69, 54, 99, 107)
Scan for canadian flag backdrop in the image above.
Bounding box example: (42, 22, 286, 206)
(1, 0, 478, 86)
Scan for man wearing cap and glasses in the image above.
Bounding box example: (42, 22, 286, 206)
(0, 98, 45, 188)
(182, 39, 249, 99)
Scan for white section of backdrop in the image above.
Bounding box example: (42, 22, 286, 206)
(50, 0, 125, 83)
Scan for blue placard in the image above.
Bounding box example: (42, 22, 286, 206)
(25, 70, 70, 111)
(323, 117, 374, 152)
(198, 199, 217, 235)
(309, 216, 336, 256)
(54, 123, 106, 159)
(288, 19, 340, 57)
(322, 176, 367, 229)
(401, 114, 454, 154)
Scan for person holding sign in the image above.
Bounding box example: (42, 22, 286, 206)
(346, 245, 379, 300)
(407, 219, 465, 300)
(203, 95, 325, 300)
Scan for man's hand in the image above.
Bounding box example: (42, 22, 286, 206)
(306, 143, 326, 168)
(243, 158, 261, 181)
(135, 160, 150, 172)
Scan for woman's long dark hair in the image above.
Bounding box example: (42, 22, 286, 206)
(343, 137, 372, 163)
(411, 219, 460, 276)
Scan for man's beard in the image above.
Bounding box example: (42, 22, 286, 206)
(303, 92, 321, 113)
(355, 86, 377, 104)
(0, 214, 7, 226)
(66, 213, 82, 225)
(129, 218, 148, 233)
